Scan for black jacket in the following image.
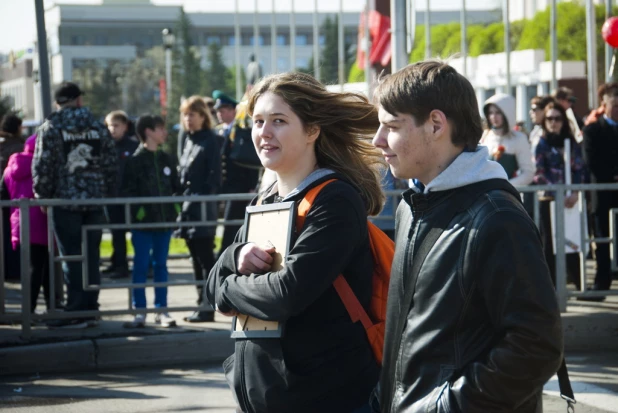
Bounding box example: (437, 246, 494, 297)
(380, 180, 563, 413)
(582, 116, 618, 213)
(112, 134, 139, 197)
(121, 146, 181, 225)
(206, 174, 379, 413)
(215, 123, 260, 193)
(32, 107, 117, 210)
(177, 129, 222, 239)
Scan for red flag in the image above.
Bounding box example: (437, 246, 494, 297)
(356, 10, 392, 69)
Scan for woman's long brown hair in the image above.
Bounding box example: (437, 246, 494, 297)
(247, 72, 385, 216)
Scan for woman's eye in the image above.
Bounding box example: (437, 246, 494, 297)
(254, 119, 264, 125)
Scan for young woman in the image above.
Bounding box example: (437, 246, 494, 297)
(481, 93, 535, 186)
(177, 96, 221, 323)
(206, 72, 383, 413)
(534, 103, 586, 288)
(121, 115, 180, 328)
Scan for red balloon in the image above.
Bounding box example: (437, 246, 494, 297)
(602, 17, 618, 48)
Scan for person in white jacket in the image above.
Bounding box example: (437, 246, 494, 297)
(480, 93, 535, 186)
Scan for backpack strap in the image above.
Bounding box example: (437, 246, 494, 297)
(296, 178, 374, 330)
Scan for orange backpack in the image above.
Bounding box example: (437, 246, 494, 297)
(296, 179, 394, 366)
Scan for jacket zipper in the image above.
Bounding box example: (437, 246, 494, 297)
(389, 211, 422, 412)
(153, 151, 166, 220)
(238, 340, 253, 413)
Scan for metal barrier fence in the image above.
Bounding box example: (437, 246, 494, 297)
(1, 183, 617, 338)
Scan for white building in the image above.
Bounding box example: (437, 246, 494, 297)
(508, 0, 605, 21)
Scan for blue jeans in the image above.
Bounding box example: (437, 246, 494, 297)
(52, 208, 104, 312)
(131, 230, 172, 309)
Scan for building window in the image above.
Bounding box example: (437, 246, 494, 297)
(296, 57, 309, 69)
(276, 34, 287, 46)
(295, 34, 309, 46)
(250, 35, 265, 46)
(228, 35, 237, 46)
(207, 35, 221, 45)
(319, 35, 325, 46)
(95, 34, 107, 45)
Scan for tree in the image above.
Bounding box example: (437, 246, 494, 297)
(124, 47, 166, 116)
(315, 15, 354, 84)
(203, 42, 234, 97)
(169, 8, 205, 126)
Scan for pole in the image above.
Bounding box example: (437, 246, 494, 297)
(271, 0, 277, 73)
(391, 0, 406, 72)
(461, 0, 467, 77)
(339, 0, 345, 90)
(290, 0, 296, 72)
(606, 0, 613, 83)
(550, 0, 558, 92)
(313, 0, 320, 81)
(364, 0, 371, 97)
(253, 0, 259, 63)
(586, 0, 598, 109)
(504, 0, 511, 94)
(34, 0, 52, 118)
(424, 0, 431, 59)
(165, 48, 171, 113)
(234, 0, 242, 100)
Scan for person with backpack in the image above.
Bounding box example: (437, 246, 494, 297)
(371, 61, 564, 413)
(206, 72, 385, 413)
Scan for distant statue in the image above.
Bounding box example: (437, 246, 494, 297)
(245, 53, 263, 87)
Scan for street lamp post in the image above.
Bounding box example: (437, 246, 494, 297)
(162, 28, 175, 115)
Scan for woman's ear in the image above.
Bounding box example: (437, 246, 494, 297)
(306, 125, 321, 144)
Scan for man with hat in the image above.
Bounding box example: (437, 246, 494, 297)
(33, 81, 117, 329)
(212, 90, 260, 262)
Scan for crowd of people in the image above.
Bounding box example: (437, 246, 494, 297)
(0, 79, 262, 328)
(480, 84, 618, 300)
(2, 60, 618, 411)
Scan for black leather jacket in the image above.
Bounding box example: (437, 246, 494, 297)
(380, 180, 563, 413)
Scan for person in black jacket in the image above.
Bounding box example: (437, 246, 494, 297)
(121, 115, 180, 328)
(103, 110, 139, 279)
(206, 72, 383, 413)
(371, 61, 563, 413)
(582, 82, 618, 300)
(177, 96, 221, 323)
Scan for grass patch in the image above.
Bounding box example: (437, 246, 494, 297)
(100, 236, 222, 258)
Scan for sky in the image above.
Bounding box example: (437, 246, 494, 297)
(0, 0, 501, 54)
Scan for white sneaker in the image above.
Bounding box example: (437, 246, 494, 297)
(155, 312, 176, 328)
(123, 314, 146, 328)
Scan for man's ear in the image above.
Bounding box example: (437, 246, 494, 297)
(427, 110, 448, 139)
(306, 125, 321, 144)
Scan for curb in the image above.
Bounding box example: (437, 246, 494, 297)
(562, 311, 618, 352)
(0, 331, 234, 377)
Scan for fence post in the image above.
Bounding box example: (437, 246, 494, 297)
(554, 189, 567, 312)
(19, 199, 32, 339)
(0, 203, 6, 315)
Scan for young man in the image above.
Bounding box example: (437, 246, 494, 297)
(582, 82, 618, 301)
(33, 82, 117, 329)
(103, 110, 139, 279)
(372, 61, 563, 412)
(121, 115, 180, 328)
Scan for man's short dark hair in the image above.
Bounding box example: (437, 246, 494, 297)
(136, 114, 165, 143)
(374, 60, 483, 151)
(531, 95, 556, 110)
(0, 112, 23, 135)
(598, 82, 618, 101)
(54, 81, 84, 104)
(553, 87, 573, 101)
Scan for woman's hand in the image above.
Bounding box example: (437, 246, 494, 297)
(564, 192, 579, 209)
(236, 243, 276, 275)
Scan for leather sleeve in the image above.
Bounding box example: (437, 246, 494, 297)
(443, 208, 563, 412)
